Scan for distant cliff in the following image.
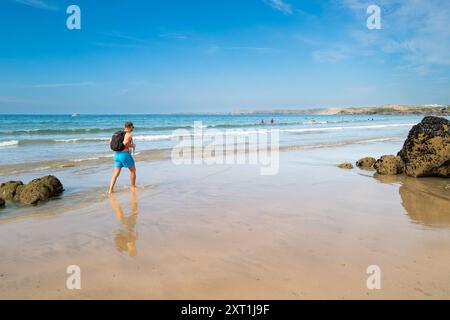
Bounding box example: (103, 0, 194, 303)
(336, 104, 450, 115)
(231, 104, 450, 116)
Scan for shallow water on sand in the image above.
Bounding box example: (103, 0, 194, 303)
(0, 140, 449, 299)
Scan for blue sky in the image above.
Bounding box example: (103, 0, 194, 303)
(0, 0, 449, 114)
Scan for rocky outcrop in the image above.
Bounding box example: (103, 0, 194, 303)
(337, 162, 353, 169)
(18, 176, 64, 205)
(398, 116, 450, 177)
(356, 157, 376, 170)
(374, 155, 405, 175)
(13, 185, 24, 202)
(0, 198, 4, 208)
(0, 176, 64, 206)
(0, 181, 23, 201)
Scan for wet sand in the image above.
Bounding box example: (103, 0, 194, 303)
(0, 141, 450, 299)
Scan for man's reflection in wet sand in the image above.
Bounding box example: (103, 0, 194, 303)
(110, 190, 139, 257)
(374, 174, 450, 227)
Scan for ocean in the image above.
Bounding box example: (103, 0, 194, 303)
(0, 113, 437, 176)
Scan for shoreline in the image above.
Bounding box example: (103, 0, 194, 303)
(0, 135, 407, 177)
(0, 136, 407, 219)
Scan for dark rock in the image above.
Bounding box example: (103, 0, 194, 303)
(0, 181, 23, 201)
(398, 116, 450, 177)
(37, 175, 64, 195)
(356, 157, 376, 170)
(0, 198, 5, 208)
(13, 185, 24, 202)
(374, 155, 404, 175)
(18, 175, 64, 205)
(337, 162, 353, 169)
(19, 181, 50, 205)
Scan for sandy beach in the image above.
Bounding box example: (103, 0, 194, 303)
(1, 140, 449, 299)
(2, 0, 450, 307)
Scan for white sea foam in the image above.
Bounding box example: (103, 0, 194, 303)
(191, 123, 208, 129)
(72, 153, 114, 162)
(73, 157, 100, 162)
(133, 134, 174, 141)
(131, 123, 415, 142)
(54, 138, 109, 143)
(285, 123, 415, 134)
(303, 121, 328, 124)
(0, 140, 19, 147)
(12, 123, 415, 146)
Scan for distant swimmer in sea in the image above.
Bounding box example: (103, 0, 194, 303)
(109, 121, 137, 194)
(270, 118, 274, 124)
(260, 119, 265, 124)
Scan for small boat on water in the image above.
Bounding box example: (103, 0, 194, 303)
(71, 113, 80, 117)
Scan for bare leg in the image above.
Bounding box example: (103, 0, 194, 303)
(109, 167, 122, 194)
(128, 166, 136, 189)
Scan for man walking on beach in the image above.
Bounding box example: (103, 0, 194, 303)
(109, 121, 136, 194)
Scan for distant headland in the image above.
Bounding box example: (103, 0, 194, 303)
(229, 104, 450, 116)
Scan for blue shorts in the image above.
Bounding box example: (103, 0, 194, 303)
(114, 152, 135, 168)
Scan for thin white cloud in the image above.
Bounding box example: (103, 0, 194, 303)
(113, 89, 131, 97)
(263, 0, 293, 15)
(228, 46, 281, 53)
(158, 32, 190, 40)
(342, 0, 450, 68)
(205, 45, 280, 55)
(338, 0, 369, 10)
(30, 82, 96, 88)
(0, 96, 31, 103)
(100, 31, 148, 44)
(15, 0, 57, 10)
(0, 95, 52, 105)
(312, 47, 352, 63)
(94, 31, 149, 49)
(129, 80, 151, 86)
(206, 45, 220, 55)
(92, 42, 144, 49)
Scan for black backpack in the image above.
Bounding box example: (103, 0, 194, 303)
(110, 131, 126, 151)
